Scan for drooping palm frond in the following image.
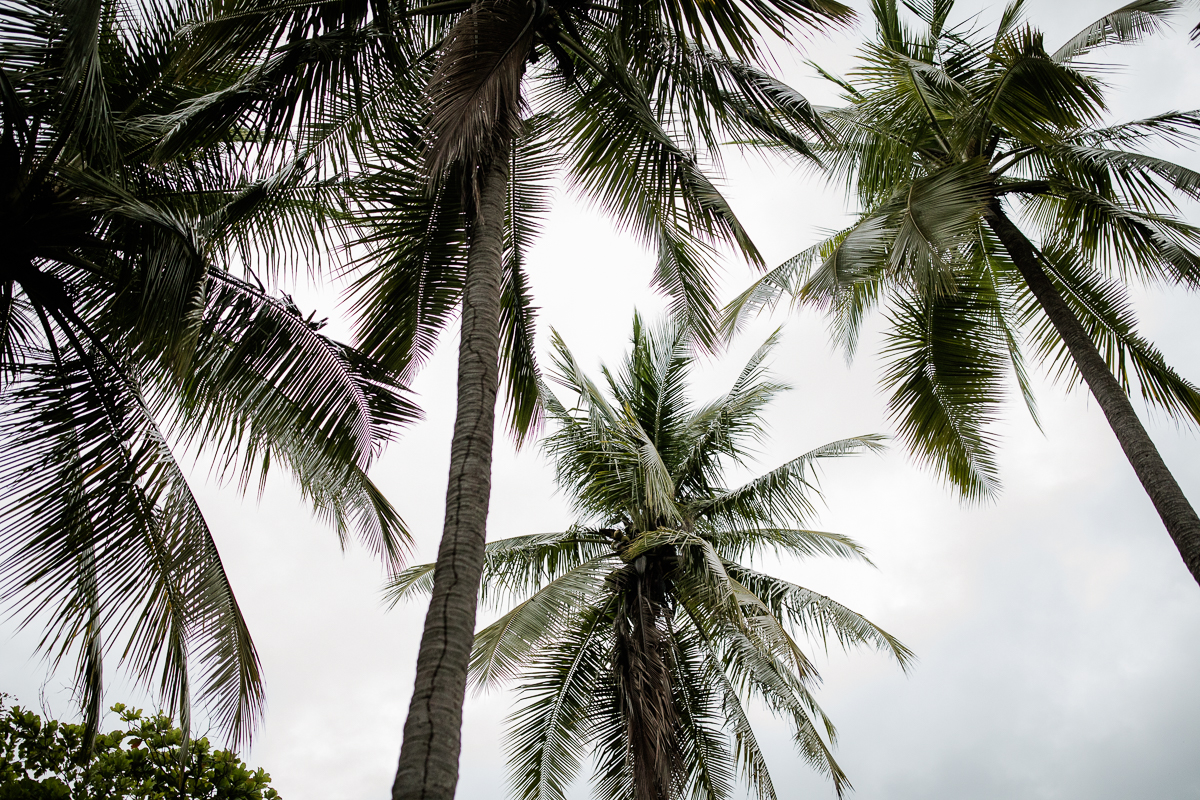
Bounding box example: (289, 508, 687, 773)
(425, 0, 536, 176)
(880, 282, 1007, 500)
(0, 341, 263, 752)
(505, 595, 618, 800)
(1050, 0, 1177, 63)
(348, 153, 471, 380)
(0, 0, 418, 747)
(1029, 243, 1200, 424)
(469, 555, 616, 688)
(499, 114, 557, 443)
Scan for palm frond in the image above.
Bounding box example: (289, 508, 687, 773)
(881, 285, 1006, 501)
(1030, 244, 1200, 425)
(984, 27, 1106, 145)
(505, 595, 617, 800)
(1050, 0, 1179, 63)
(0, 342, 264, 750)
(698, 435, 886, 527)
(693, 634, 777, 800)
(424, 0, 534, 175)
(500, 115, 556, 444)
(1026, 185, 1200, 285)
(471, 556, 615, 689)
(1073, 110, 1200, 150)
(705, 527, 869, 564)
(348, 153, 470, 379)
(670, 627, 735, 800)
(724, 564, 914, 668)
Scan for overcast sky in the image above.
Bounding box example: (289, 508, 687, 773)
(4, 1, 1200, 799)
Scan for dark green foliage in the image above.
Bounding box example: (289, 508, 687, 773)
(0, 696, 278, 800)
(727, 0, 1200, 500)
(0, 0, 417, 749)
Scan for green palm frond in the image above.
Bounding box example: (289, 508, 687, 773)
(1050, 0, 1179, 63)
(59, 0, 118, 171)
(724, 563, 914, 667)
(159, 272, 416, 566)
(675, 583, 848, 797)
(0, 343, 263, 751)
(705, 527, 869, 564)
(505, 595, 618, 800)
(670, 629, 735, 800)
(541, 50, 758, 345)
(382, 528, 617, 608)
(614, 0, 853, 64)
(1071, 110, 1200, 149)
(676, 330, 787, 492)
(1026, 185, 1200, 284)
(501, 115, 557, 444)
(693, 636, 777, 800)
(874, 159, 995, 293)
(470, 557, 615, 689)
(348, 153, 470, 379)
(1031, 244, 1200, 424)
(1043, 144, 1200, 208)
(881, 283, 1007, 500)
(698, 435, 886, 527)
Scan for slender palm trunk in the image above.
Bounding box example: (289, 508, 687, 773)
(392, 145, 510, 800)
(986, 202, 1200, 586)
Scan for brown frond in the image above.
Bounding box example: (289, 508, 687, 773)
(425, 0, 535, 179)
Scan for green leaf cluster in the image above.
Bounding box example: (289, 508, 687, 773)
(0, 695, 278, 800)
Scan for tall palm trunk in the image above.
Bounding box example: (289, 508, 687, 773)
(986, 203, 1200, 586)
(392, 145, 510, 800)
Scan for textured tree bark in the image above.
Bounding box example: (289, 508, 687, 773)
(986, 202, 1200, 587)
(392, 147, 510, 800)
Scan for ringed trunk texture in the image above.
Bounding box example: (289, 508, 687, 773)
(392, 148, 510, 800)
(986, 203, 1200, 587)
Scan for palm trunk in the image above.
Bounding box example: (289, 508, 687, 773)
(392, 146, 510, 800)
(985, 203, 1200, 586)
(614, 559, 679, 800)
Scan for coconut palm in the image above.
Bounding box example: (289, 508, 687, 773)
(371, 6, 872, 797)
(729, 0, 1200, 585)
(172, 1, 860, 795)
(388, 313, 912, 800)
(0, 0, 416, 749)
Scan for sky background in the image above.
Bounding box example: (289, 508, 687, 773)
(4, 1, 1200, 798)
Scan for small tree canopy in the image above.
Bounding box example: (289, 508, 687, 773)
(0, 696, 279, 800)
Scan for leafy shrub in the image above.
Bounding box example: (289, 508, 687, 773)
(0, 696, 278, 800)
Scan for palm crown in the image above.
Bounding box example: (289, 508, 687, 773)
(0, 0, 417, 748)
(729, 0, 1200, 581)
(390, 314, 911, 800)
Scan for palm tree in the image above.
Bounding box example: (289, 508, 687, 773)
(370, 6, 879, 797)
(170, 1, 862, 795)
(388, 313, 912, 800)
(729, 0, 1200, 585)
(0, 0, 416, 749)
